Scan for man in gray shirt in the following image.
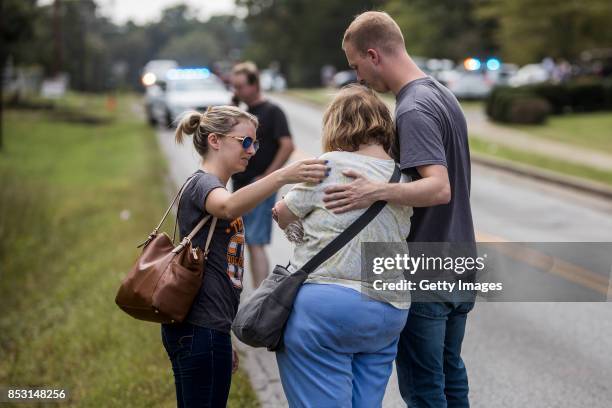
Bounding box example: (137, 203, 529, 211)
(324, 11, 475, 407)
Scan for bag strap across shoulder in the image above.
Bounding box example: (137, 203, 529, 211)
(172, 215, 217, 255)
(300, 165, 401, 275)
(138, 173, 217, 250)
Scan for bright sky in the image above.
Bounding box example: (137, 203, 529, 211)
(38, 0, 239, 25)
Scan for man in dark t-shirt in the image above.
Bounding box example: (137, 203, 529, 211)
(230, 62, 294, 288)
(324, 12, 475, 407)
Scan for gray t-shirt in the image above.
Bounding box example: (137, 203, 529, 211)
(395, 76, 475, 243)
(177, 170, 245, 333)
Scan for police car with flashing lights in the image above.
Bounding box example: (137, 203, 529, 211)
(142, 60, 178, 125)
(148, 68, 233, 127)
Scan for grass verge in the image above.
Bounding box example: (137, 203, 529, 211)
(0, 94, 259, 407)
(509, 111, 612, 155)
(470, 136, 612, 187)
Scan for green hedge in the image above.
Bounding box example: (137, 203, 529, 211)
(486, 79, 612, 123)
(486, 87, 551, 124)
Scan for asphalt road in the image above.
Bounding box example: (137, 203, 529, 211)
(155, 95, 612, 407)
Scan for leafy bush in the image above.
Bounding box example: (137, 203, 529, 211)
(507, 97, 551, 124)
(486, 79, 612, 123)
(524, 83, 571, 114)
(566, 82, 606, 112)
(486, 87, 550, 124)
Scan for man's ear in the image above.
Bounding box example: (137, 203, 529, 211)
(367, 48, 381, 65)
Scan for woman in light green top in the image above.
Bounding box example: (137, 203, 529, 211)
(272, 85, 413, 407)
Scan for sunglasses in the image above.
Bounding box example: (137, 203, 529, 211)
(224, 134, 259, 153)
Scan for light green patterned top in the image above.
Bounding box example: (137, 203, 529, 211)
(284, 151, 413, 309)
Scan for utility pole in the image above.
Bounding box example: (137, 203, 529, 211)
(53, 0, 63, 77)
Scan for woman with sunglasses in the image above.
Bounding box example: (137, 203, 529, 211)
(162, 106, 328, 408)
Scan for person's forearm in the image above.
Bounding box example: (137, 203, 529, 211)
(260, 141, 294, 177)
(376, 177, 451, 207)
(274, 200, 299, 229)
(222, 171, 286, 219)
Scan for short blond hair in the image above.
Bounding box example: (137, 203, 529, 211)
(322, 84, 395, 153)
(342, 11, 404, 56)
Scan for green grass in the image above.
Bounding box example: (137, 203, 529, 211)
(0, 94, 259, 407)
(470, 136, 612, 186)
(509, 111, 612, 154)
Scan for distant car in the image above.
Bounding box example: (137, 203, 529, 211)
(148, 68, 233, 127)
(332, 70, 358, 88)
(486, 63, 518, 86)
(141, 60, 178, 87)
(260, 69, 287, 92)
(436, 69, 462, 87)
(445, 71, 493, 99)
(509, 64, 550, 87)
(142, 60, 178, 125)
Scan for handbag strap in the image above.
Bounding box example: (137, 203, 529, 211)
(300, 165, 401, 274)
(158, 175, 198, 233)
(137, 174, 197, 248)
(172, 215, 218, 255)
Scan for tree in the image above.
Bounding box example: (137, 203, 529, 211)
(384, 0, 498, 60)
(157, 31, 222, 67)
(238, 0, 385, 86)
(475, 0, 612, 64)
(0, 0, 39, 151)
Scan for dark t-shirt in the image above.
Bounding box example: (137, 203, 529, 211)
(178, 170, 245, 333)
(231, 100, 291, 190)
(395, 76, 475, 243)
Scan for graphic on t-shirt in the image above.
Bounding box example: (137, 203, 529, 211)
(226, 218, 245, 289)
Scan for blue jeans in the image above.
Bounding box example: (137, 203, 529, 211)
(276, 283, 409, 408)
(396, 301, 474, 408)
(161, 322, 232, 408)
(243, 193, 276, 245)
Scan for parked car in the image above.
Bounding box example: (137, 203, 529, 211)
(486, 63, 518, 86)
(147, 68, 233, 127)
(445, 71, 493, 99)
(141, 60, 178, 87)
(142, 60, 178, 125)
(509, 64, 550, 87)
(436, 69, 462, 87)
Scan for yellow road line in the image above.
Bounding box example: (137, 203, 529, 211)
(476, 231, 610, 296)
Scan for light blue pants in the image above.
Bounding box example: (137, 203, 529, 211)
(276, 283, 409, 408)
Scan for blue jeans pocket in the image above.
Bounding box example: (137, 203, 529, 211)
(161, 323, 195, 360)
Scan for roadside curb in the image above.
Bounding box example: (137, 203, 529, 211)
(471, 152, 612, 201)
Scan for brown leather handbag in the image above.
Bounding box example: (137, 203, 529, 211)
(115, 175, 217, 323)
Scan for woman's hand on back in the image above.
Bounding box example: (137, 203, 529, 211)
(278, 159, 329, 184)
